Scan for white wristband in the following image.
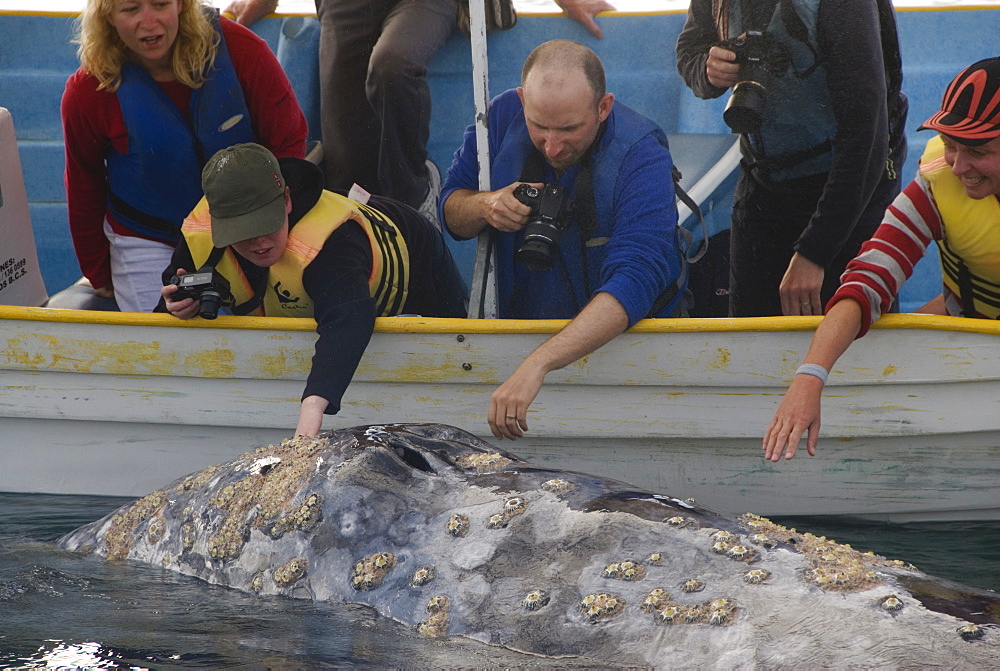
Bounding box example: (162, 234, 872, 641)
(795, 363, 829, 385)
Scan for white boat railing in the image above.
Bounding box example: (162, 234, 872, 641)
(467, 0, 499, 319)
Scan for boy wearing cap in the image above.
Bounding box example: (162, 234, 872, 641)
(761, 57, 1000, 462)
(159, 143, 468, 436)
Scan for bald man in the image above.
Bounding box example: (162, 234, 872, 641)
(440, 39, 688, 441)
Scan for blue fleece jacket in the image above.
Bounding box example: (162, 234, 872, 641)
(440, 89, 684, 325)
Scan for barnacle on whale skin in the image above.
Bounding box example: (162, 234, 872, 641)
(522, 589, 550, 611)
(879, 594, 904, 612)
(603, 560, 647, 582)
(683, 605, 704, 623)
(703, 598, 738, 626)
(728, 545, 757, 561)
(957, 623, 985, 641)
(419, 595, 451, 638)
(656, 605, 682, 624)
(503, 497, 527, 515)
(486, 513, 510, 529)
(267, 492, 324, 539)
(640, 588, 671, 612)
(708, 597, 737, 611)
(579, 592, 626, 623)
(743, 568, 771, 584)
(103, 490, 167, 560)
(711, 541, 731, 555)
(709, 608, 731, 625)
(446, 514, 470, 537)
(350, 552, 397, 591)
(273, 556, 309, 587)
(541, 478, 574, 494)
(455, 452, 512, 471)
(180, 521, 197, 551)
(411, 565, 436, 587)
(681, 578, 706, 593)
(146, 518, 165, 545)
(426, 594, 450, 613)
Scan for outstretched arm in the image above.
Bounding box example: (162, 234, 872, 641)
(489, 291, 629, 440)
(762, 298, 863, 461)
(296, 395, 330, 437)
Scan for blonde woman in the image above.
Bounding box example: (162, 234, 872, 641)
(61, 0, 307, 311)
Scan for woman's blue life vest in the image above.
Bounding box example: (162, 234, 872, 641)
(105, 10, 255, 243)
(489, 93, 687, 320)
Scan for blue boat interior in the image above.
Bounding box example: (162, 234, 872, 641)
(3, 7, 997, 312)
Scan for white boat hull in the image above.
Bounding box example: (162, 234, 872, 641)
(3, 306, 997, 521)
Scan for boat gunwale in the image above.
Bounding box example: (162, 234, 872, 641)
(3, 304, 1000, 337)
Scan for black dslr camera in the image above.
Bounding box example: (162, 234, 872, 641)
(720, 31, 791, 134)
(512, 183, 575, 272)
(169, 266, 232, 320)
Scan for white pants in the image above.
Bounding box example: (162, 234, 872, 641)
(104, 221, 175, 313)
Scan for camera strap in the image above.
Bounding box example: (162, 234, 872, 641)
(745, 136, 833, 175)
(739, 0, 779, 33)
(516, 125, 604, 304)
(204, 246, 268, 316)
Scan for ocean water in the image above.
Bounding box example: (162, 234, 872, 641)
(0, 491, 997, 668)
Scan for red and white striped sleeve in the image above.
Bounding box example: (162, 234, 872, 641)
(828, 172, 944, 337)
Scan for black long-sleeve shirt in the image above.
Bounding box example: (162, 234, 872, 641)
(161, 159, 465, 415)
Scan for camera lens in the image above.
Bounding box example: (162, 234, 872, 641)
(723, 80, 768, 134)
(198, 290, 223, 320)
(516, 240, 556, 272)
(516, 220, 562, 272)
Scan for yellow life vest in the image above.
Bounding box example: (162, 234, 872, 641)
(181, 190, 409, 317)
(920, 135, 1000, 318)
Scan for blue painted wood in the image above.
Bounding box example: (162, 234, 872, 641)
(2, 9, 996, 308)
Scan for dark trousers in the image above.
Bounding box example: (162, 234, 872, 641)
(315, 0, 457, 209)
(728, 157, 905, 317)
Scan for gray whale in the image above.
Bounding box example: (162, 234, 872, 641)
(61, 424, 999, 667)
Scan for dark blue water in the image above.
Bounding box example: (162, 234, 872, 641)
(0, 492, 997, 668)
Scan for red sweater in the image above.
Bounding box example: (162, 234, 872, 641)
(61, 18, 308, 290)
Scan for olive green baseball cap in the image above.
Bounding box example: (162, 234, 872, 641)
(202, 143, 287, 248)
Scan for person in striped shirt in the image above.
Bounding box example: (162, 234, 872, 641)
(763, 57, 1000, 462)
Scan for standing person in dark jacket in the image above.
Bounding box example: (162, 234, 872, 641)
(675, 0, 908, 317)
(159, 143, 467, 436)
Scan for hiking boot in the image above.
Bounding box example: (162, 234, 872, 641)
(418, 159, 442, 232)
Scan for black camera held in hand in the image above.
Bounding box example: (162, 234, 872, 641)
(513, 183, 575, 272)
(169, 266, 233, 320)
(720, 31, 791, 134)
